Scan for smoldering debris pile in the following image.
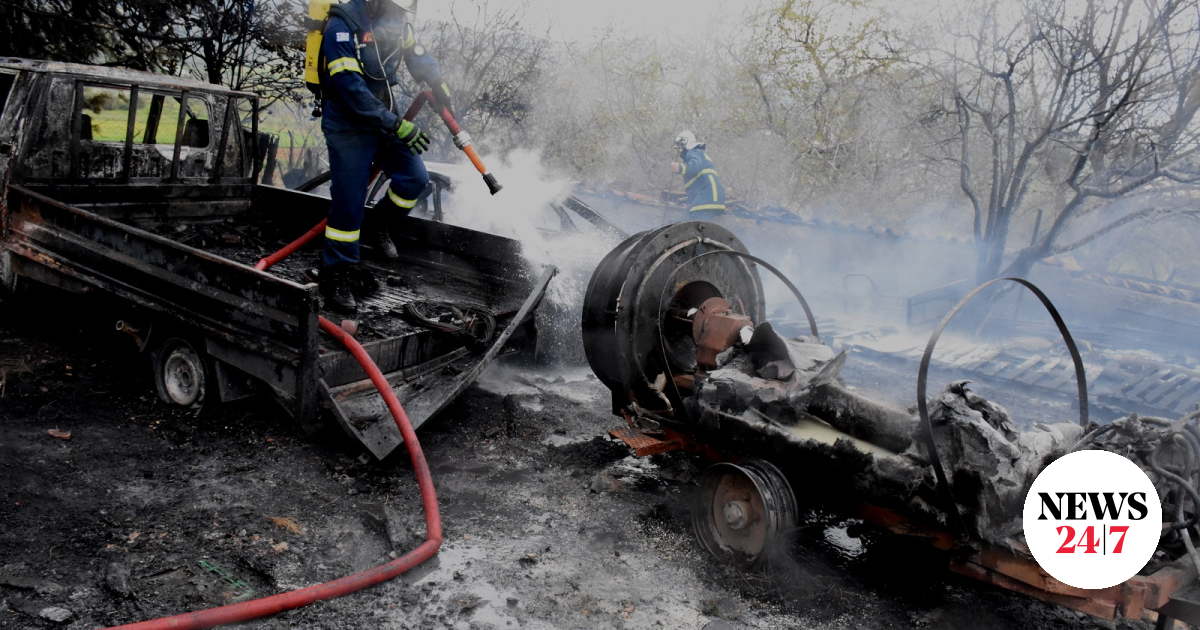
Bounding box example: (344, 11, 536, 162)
(927, 381, 1081, 541)
(683, 323, 1092, 545)
(1073, 411, 1200, 568)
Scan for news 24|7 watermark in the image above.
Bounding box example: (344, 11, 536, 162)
(1022, 450, 1162, 590)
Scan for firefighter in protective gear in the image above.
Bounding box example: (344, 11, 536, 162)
(670, 130, 726, 220)
(317, 0, 453, 312)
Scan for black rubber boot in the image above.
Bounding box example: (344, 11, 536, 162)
(373, 228, 399, 260)
(350, 266, 380, 298)
(319, 264, 357, 313)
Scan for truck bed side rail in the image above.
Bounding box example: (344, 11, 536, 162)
(3, 184, 321, 418)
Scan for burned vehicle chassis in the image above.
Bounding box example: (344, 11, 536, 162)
(582, 222, 1200, 624)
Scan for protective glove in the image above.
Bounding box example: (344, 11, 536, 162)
(394, 119, 430, 155)
(671, 162, 682, 174)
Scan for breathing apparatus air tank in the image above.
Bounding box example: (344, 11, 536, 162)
(305, 0, 341, 115)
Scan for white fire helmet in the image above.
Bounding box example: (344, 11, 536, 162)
(385, 0, 418, 13)
(675, 130, 701, 151)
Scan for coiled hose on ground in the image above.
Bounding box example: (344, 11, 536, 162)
(401, 301, 497, 350)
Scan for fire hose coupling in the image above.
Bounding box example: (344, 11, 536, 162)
(452, 132, 472, 150)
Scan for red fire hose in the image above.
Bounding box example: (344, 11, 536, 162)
(104, 314, 441, 630)
(106, 315, 441, 630)
(253, 218, 326, 272)
(112, 122, 474, 629)
(110, 90, 510, 627)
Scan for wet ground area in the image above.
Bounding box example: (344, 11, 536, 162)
(0, 294, 1156, 629)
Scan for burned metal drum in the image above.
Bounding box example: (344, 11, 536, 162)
(581, 222, 764, 412)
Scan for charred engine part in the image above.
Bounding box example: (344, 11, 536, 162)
(693, 297, 753, 371)
(582, 222, 766, 416)
(694, 459, 797, 568)
(917, 277, 1090, 535)
(1073, 411, 1200, 571)
(585, 229, 1200, 620)
(923, 381, 1082, 541)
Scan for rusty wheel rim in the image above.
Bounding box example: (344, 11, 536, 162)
(694, 459, 797, 568)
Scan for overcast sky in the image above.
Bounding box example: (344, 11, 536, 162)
(416, 0, 762, 43)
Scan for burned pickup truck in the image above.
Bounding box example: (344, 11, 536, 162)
(0, 58, 554, 459)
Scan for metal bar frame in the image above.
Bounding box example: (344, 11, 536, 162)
(212, 94, 235, 183)
(121, 84, 138, 182)
(69, 79, 84, 180)
(251, 96, 261, 182)
(169, 88, 189, 181)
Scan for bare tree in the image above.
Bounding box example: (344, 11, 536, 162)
(933, 0, 1200, 283)
(0, 0, 304, 108)
(144, 0, 304, 108)
(726, 0, 916, 210)
(409, 0, 548, 157)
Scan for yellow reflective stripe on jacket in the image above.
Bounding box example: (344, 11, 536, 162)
(684, 168, 718, 189)
(327, 57, 362, 75)
(388, 188, 418, 209)
(709, 174, 718, 202)
(679, 163, 686, 178)
(403, 24, 416, 48)
(689, 204, 726, 212)
(325, 226, 360, 242)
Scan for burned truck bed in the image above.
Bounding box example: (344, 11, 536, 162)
(136, 202, 527, 345)
(4, 181, 551, 460)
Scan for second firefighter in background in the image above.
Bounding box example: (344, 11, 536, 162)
(316, 0, 454, 312)
(671, 130, 726, 221)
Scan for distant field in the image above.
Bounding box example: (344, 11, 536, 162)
(84, 101, 321, 149)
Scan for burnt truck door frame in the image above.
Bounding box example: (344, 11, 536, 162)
(0, 70, 18, 161)
(70, 79, 208, 183)
(0, 68, 24, 292)
(0, 69, 20, 189)
(64, 77, 260, 185)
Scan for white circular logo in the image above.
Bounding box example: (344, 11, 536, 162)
(1023, 450, 1162, 589)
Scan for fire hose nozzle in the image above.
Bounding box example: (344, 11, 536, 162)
(483, 173, 502, 196)
(452, 132, 472, 150)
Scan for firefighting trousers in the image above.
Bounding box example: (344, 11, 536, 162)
(323, 130, 430, 267)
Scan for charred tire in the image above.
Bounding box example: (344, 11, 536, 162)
(152, 337, 213, 411)
(693, 459, 797, 569)
(581, 222, 764, 412)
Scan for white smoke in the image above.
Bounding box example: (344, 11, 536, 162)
(436, 149, 617, 307)
(434, 150, 623, 363)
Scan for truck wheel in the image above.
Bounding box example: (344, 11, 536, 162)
(693, 459, 798, 569)
(152, 338, 211, 411)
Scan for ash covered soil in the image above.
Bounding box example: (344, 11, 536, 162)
(0, 296, 1150, 630)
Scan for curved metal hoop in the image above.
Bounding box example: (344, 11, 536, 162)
(917, 277, 1089, 535)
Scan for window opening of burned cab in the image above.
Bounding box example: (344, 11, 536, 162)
(0, 72, 16, 119)
(74, 82, 218, 181)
